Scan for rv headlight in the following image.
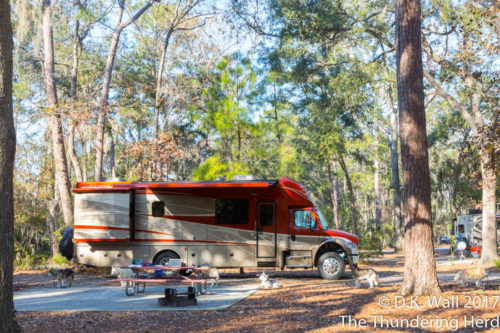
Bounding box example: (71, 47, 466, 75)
(344, 240, 357, 249)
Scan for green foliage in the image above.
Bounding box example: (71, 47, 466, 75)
(50, 254, 70, 267)
(14, 252, 49, 270)
(494, 258, 500, 268)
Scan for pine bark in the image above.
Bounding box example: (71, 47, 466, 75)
(42, 0, 73, 226)
(396, 0, 440, 296)
(0, 0, 17, 330)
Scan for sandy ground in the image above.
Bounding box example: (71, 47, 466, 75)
(15, 247, 500, 333)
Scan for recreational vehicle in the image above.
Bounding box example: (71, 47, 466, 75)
(72, 176, 359, 279)
(454, 210, 500, 249)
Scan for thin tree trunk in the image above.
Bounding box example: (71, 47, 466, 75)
(67, 119, 82, 182)
(449, 129, 469, 234)
(273, 84, 282, 145)
(68, 16, 83, 182)
(46, 199, 59, 257)
(337, 152, 358, 235)
(374, 131, 381, 230)
(0, 1, 17, 329)
(109, 131, 116, 178)
(382, 85, 403, 249)
(396, 0, 440, 296)
(154, 28, 174, 138)
(42, 0, 73, 226)
(95, 0, 155, 181)
(327, 162, 340, 230)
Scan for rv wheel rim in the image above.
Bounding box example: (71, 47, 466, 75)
(323, 258, 340, 275)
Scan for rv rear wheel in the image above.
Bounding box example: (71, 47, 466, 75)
(318, 252, 345, 280)
(154, 251, 192, 276)
(154, 251, 180, 266)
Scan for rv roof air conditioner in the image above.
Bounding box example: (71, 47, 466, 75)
(232, 175, 258, 180)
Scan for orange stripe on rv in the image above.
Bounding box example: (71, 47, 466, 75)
(73, 238, 129, 243)
(134, 239, 259, 246)
(134, 229, 173, 236)
(74, 225, 129, 231)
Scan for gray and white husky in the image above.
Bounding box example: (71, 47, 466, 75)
(47, 268, 74, 288)
(352, 266, 379, 289)
(258, 272, 283, 289)
(111, 265, 134, 288)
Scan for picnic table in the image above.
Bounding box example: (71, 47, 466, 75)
(118, 265, 211, 296)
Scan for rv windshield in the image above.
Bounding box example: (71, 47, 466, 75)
(315, 209, 329, 229)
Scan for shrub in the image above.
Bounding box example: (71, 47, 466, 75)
(14, 253, 49, 269)
(494, 258, 500, 268)
(50, 253, 70, 267)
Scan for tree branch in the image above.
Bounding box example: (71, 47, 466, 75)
(422, 70, 476, 130)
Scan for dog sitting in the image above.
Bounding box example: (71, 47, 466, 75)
(454, 267, 488, 288)
(47, 268, 74, 288)
(258, 272, 282, 289)
(352, 266, 379, 289)
(111, 265, 134, 288)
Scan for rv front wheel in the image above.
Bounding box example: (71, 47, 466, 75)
(318, 252, 345, 280)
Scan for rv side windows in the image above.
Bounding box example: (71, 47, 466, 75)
(293, 210, 315, 229)
(152, 201, 165, 217)
(215, 199, 249, 224)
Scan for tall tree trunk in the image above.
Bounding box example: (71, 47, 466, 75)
(327, 162, 340, 230)
(479, 149, 498, 264)
(0, 1, 17, 330)
(42, 0, 73, 226)
(396, 0, 440, 296)
(46, 195, 59, 257)
(382, 85, 403, 249)
(95, 0, 156, 181)
(154, 28, 174, 138)
(449, 129, 469, 234)
(374, 131, 381, 230)
(109, 130, 116, 178)
(68, 17, 83, 182)
(337, 152, 358, 235)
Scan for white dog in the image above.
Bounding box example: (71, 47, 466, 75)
(258, 272, 282, 289)
(111, 265, 134, 288)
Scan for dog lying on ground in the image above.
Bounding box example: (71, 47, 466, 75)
(352, 266, 379, 289)
(47, 268, 74, 288)
(454, 267, 488, 288)
(111, 265, 134, 288)
(258, 272, 283, 289)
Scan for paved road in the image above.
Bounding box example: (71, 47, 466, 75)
(14, 283, 259, 312)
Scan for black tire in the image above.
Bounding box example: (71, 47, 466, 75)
(318, 252, 345, 280)
(153, 251, 192, 276)
(153, 251, 180, 266)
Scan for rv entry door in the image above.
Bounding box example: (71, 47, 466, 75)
(256, 201, 277, 259)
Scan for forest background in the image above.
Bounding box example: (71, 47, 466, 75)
(11, 0, 498, 267)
